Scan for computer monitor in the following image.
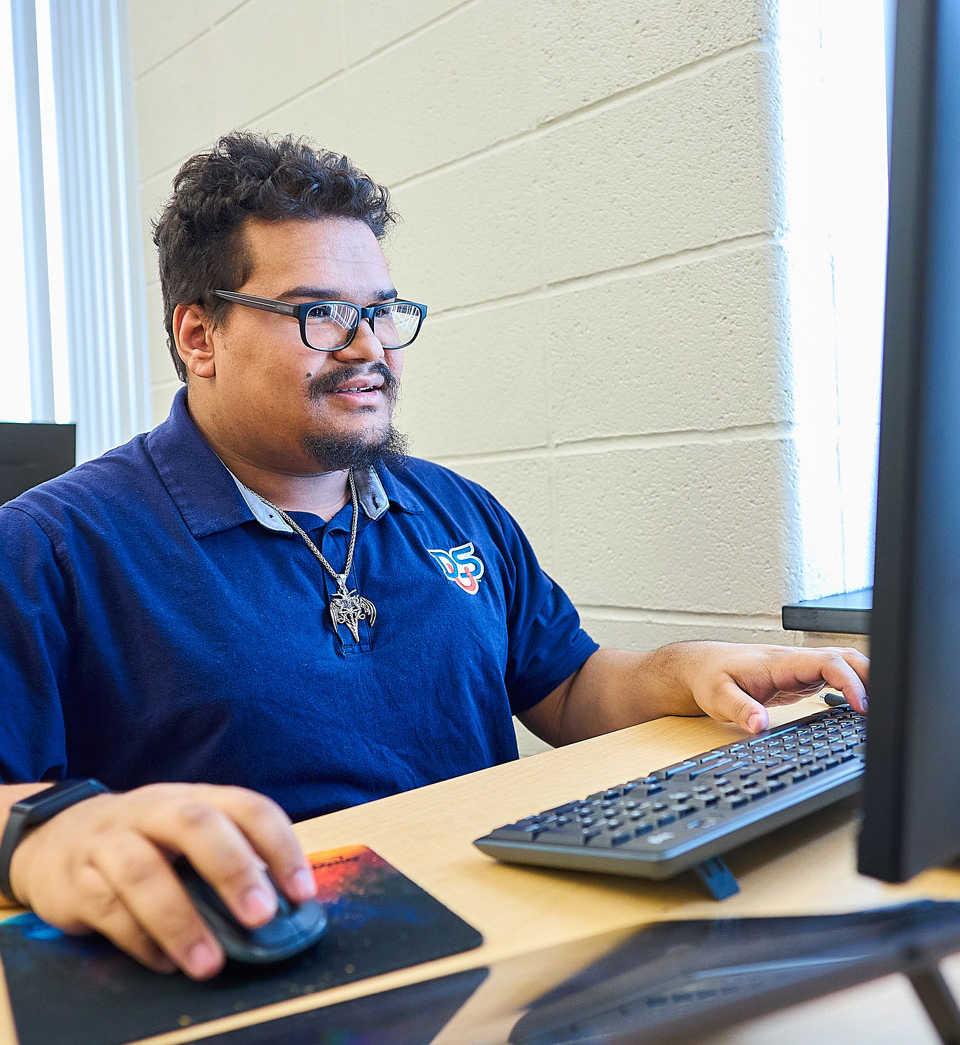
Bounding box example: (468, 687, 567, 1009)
(858, 0, 960, 881)
(0, 421, 76, 505)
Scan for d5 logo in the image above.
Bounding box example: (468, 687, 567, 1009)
(427, 542, 485, 595)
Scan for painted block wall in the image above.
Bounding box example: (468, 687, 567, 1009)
(128, 0, 822, 673)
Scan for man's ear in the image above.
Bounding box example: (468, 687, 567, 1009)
(173, 303, 217, 379)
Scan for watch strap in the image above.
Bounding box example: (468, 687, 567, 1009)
(0, 779, 110, 903)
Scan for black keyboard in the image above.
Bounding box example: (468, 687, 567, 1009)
(474, 704, 866, 899)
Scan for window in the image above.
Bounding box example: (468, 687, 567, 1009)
(778, 0, 890, 597)
(3, 0, 148, 461)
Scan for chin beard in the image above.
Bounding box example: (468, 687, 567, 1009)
(300, 424, 409, 473)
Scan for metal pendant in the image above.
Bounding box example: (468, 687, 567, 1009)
(329, 588, 377, 642)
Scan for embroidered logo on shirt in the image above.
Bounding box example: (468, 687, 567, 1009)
(427, 542, 485, 595)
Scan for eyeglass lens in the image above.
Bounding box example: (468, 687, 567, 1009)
(305, 302, 422, 349)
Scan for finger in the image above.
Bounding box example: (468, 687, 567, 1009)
(698, 678, 770, 735)
(135, 798, 287, 929)
(88, 902, 179, 975)
(88, 831, 224, 979)
(56, 869, 176, 974)
(196, 786, 317, 904)
(780, 650, 869, 714)
(767, 651, 868, 712)
(827, 646, 870, 688)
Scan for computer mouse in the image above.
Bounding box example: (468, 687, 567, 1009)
(173, 856, 328, 965)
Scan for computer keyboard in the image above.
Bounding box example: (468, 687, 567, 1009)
(474, 704, 866, 899)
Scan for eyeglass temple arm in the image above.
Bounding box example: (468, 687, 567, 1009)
(214, 290, 299, 317)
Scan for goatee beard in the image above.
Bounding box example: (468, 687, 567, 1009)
(303, 360, 408, 472)
(300, 424, 409, 473)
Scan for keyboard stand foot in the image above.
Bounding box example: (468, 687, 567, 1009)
(908, 965, 960, 1045)
(693, 856, 740, 900)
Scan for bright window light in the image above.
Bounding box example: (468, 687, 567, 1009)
(35, 0, 69, 424)
(0, 3, 31, 423)
(778, 0, 889, 597)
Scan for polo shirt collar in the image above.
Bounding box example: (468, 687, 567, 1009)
(146, 388, 422, 537)
(228, 467, 395, 531)
(371, 462, 424, 516)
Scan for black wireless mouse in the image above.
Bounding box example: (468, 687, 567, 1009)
(173, 856, 328, 965)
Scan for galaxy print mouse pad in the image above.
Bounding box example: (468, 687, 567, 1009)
(0, 845, 483, 1045)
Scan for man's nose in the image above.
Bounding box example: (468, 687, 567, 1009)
(332, 318, 385, 362)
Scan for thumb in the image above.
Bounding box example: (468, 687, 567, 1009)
(699, 678, 769, 735)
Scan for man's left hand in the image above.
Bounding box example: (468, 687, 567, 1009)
(677, 641, 869, 734)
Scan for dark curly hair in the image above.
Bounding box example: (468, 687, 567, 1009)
(152, 131, 397, 381)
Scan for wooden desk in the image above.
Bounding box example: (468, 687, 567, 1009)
(3, 696, 958, 1044)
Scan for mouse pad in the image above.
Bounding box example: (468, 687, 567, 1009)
(184, 966, 489, 1045)
(0, 844, 483, 1045)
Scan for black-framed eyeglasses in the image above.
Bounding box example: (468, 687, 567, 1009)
(212, 289, 428, 351)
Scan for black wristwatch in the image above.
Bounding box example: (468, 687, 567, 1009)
(0, 779, 110, 903)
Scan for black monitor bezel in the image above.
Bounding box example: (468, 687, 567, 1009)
(859, 0, 960, 881)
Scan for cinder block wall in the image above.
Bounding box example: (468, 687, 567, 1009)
(129, 0, 822, 679)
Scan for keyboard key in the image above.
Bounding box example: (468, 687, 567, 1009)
(720, 796, 749, 810)
(689, 760, 732, 779)
(767, 763, 799, 780)
(539, 824, 588, 846)
(642, 830, 677, 847)
(663, 760, 698, 779)
(487, 825, 541, 842)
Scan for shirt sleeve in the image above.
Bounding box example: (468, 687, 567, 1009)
(0, 505, 70, 782)
(489, 499, 599, 715)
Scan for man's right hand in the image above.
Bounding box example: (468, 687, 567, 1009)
(4, 782, 318, 979)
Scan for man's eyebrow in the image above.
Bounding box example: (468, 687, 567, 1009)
(281, 286, 399, 304)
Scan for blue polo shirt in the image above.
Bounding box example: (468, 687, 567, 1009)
(0, 389, 597, 820)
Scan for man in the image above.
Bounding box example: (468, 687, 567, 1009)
(0, 133, 868, 980)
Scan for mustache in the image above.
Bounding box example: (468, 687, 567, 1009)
(307, 361, 398, 398)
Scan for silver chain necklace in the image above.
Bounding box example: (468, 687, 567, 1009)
(243, 470, 376, 642)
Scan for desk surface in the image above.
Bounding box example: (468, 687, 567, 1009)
(2, 696, 957, 1045)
